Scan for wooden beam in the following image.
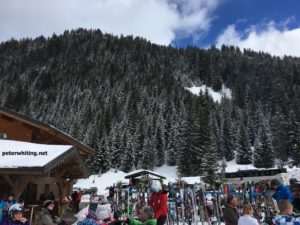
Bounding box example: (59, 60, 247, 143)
(56, 165, 79, 178)
(2, 175, 14, 188)
(1, 175, 37, 199)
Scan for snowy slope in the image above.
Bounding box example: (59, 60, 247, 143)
(185, 84, 232, 103)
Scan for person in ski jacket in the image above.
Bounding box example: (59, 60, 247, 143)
(238, 205, 258, 225)
(74, 189, 83, 213)
(116, 206, 157, 225)
(36, 200, 67, 225)
(1, 194, 17, 221)
(0, 203, 29, 225)
(0, 200, 4, 222)
(95, 196, 112, 222)
(223, 195, 239, 225)
(272, 200, 300, 225)
(271, 179, 293, 203)
(149, 181, 167, 225)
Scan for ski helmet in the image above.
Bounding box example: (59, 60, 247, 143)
(9, 203, 25, 217)
(150, 180, 161, 192)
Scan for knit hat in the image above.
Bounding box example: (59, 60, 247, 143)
(43, 200, 55, 208)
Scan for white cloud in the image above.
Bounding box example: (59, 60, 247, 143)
(216, 21, 300, 57)
(171, 0, 220, 40)
(0, 0, 221, 45)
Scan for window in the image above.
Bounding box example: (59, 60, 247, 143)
(0, 133, 7, 139)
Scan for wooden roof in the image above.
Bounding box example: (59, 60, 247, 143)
(0, 106, 95, 156)
(125, 170, 166, 179)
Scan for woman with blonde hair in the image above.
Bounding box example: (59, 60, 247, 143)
(238, 205, 259, 225)
(272, 200, 300, 225)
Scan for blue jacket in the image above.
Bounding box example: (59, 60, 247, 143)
(273, 183, 293, 203)
(0, 200, 3, 221)
(2, 200, 17, 212)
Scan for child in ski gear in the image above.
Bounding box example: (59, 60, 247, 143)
(238, 205, 259, 225)
(0, 203, 29, 225)
(149, 182, 167, 225)
(271, 179, 293, 203)
(36, 200, 67, 225)
(272, 200, 300, 225)
(1, 194, 17, 221)
(223, 195, 239, 225)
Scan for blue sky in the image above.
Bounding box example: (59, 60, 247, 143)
(1, 0, 300, 56)
(173, 0, 300, 48)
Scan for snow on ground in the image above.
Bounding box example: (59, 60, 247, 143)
(286, 166, 300, 180)
(74, 169, 128, 195)
(185, 84, 232, 103)
(223, 158, 274, 172)
(75, 160, 300, 196)
(153, 165, 177, 183)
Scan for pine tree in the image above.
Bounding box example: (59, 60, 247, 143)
(287, 109, 300, 160)
(203, 114, 220, 186)
(110, 126, 122, 169)
(236, 120, 252, 164)
(177, 111, 193, 176)
(121, 133, 135, 172)
(155, 126, 164, 166)
(271, 110, 289, 162)
(141, 137, 155, 170)
(254, 113, 274, 168)
(223, 114, 235, 161)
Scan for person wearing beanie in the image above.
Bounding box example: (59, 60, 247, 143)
(36, 200, 67, 225)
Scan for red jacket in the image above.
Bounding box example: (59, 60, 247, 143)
(149, 191, 168, 219)
(76, 191, 83, 201)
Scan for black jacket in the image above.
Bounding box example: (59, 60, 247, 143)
(223, 205, 239, 225)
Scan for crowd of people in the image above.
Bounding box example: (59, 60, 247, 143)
(223, 179, 300, 225)
(0, 178, 299, 225)
(0, 188, 83, 225)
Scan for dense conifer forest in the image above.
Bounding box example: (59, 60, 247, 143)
(0, 29, 299, 179)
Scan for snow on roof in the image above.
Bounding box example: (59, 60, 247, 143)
(223, 158, 278, 172)
(0, 139, 72, 168)
(185, 84, 232, 103)
(180, 176, 204, 184)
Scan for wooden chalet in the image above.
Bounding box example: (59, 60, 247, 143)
(0, 106, 95, 215)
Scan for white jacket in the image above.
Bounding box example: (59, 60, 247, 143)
(95, 203, 111, 220)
